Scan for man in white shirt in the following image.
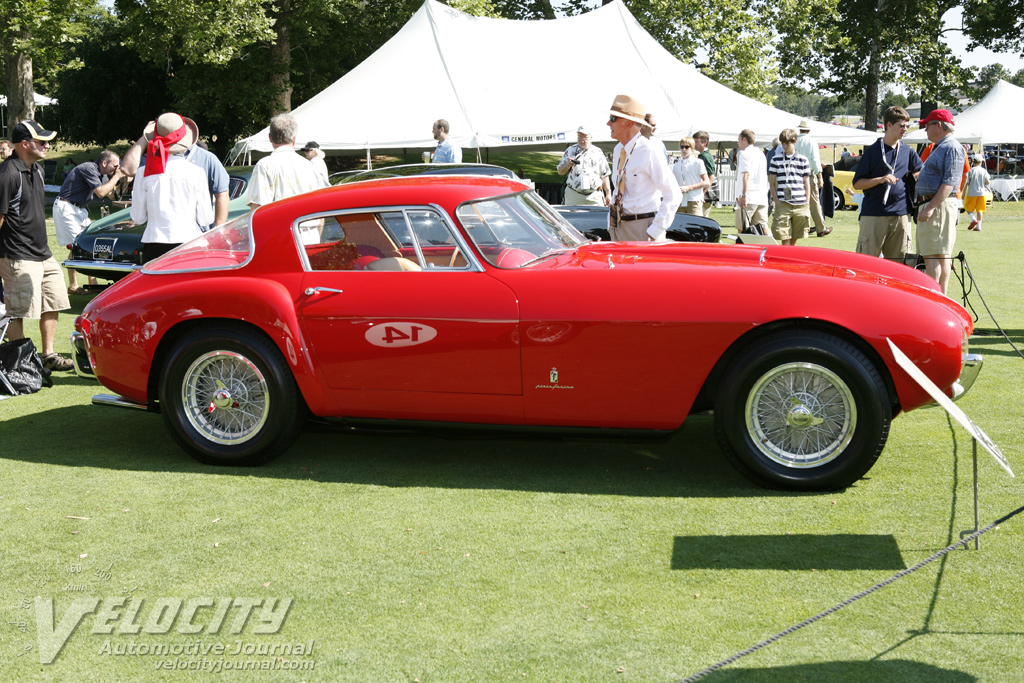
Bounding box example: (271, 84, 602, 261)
(606, 95, 681, 241)
(299, 140, 330, 185)
(130, 113, 213, 264)
(248, 114, 327, 210)
(735, 129, 769, 233)
(556, 126, 611, 206)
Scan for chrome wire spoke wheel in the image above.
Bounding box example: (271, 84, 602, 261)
(181, 351, 269, 445)
(744, 362, 856, 468)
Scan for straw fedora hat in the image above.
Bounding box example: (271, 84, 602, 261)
(144, 113, 198, 154)
(608, 95, 647, 125)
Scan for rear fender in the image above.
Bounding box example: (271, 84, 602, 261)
(97, 276, 333, 415)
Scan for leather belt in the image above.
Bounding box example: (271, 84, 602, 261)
(620, 211, 657, 222)
(59, 197, 86, 209)
(917, 194, 935, 204)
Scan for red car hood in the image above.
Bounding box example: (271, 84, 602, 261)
(561, 241, 943, 294)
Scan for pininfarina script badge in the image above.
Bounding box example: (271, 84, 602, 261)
(536, 367, 573, 390)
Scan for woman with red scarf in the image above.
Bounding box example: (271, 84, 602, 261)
(130, 113, 212, 264)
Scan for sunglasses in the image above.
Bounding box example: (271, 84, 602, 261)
(608, 115, 620, 123)
(680, 145, 691, 149)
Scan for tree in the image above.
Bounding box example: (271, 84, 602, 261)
(971, 63, 1011, 99)
(880, 89, 909, 111)
(55, 11, 173, 145)
(0, 0, 95, 125)
(773, 0, 971, 133)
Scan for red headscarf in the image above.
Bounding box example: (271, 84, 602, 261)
(144, 122, 187, 177)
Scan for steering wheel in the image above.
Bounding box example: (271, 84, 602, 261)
(448, 247, 461, 268)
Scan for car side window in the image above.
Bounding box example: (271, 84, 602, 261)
(302, 208, 469, 272)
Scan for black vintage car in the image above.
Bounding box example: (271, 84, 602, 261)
(335, 163, 722, 244)
(66, 164, 720, 285)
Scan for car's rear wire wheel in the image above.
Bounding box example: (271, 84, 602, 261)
(160, 325, 304, 466)
(714, 330, 891, 491)
(181, 351, 270, 446)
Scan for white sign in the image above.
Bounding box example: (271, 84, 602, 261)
(887, 338, 1013, 476)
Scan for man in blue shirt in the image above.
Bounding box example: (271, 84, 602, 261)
(852, 106, 922, 261)
(52, 151, 124, 293)
(431, 119, 462, 163)
(915, 109, 964, 294)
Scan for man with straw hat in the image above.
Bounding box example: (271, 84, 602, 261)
(606, 94, 681, 241)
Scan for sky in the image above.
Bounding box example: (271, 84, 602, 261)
(941, 7, 1024, 74)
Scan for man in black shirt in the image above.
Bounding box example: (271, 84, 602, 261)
(0, 120, 73, 371)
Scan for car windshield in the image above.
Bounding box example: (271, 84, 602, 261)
(457, 191, 587, 268)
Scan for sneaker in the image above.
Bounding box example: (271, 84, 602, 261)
(967, 221, 978, 231)
(42, 353, 74, 372)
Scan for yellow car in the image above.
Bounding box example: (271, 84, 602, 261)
(830, 155, 861, 211)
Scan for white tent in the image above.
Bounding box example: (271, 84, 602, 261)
(0, 92, 58, 107)
(230, 0, 878, 160)
(905, 80, 1024, 145)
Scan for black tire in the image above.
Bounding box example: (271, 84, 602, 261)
(832, 187, 845, 212)
(713, 331, 891, 491)
(159, 325, 305, 466)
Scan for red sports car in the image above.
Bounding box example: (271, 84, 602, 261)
(72, 175, 980, 491)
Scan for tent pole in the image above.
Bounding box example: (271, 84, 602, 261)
(366, 148, 372, 170)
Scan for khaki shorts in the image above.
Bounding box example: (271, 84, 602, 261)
(916, 197, 959, 256)
(735, 204, 768, 232)
(771, 201, 811, 241)
(563, 185, 605, 207)
(0, 256, 71, 319)
(679, 200, 703, 215)
(857, 214, 912, 259)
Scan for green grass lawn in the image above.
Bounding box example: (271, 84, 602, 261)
(2, 192, 1023, 681)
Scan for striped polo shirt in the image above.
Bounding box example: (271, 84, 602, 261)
(768, 152, 811, 205)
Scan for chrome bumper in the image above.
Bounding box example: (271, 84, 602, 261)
(69, 330, 95, 379)
(62, 259, 139, 276)
(951, 353, 983, 402)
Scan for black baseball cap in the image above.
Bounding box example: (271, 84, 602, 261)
(299, 141, 320, 152)
(11, 120, 57, 144)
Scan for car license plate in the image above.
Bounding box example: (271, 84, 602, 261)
(93, 238, 116, 261)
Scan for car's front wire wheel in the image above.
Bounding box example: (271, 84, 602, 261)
(714, 331, 891, 491)
(160, 325, 304, 466)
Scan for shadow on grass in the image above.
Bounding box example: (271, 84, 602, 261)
(0, 403, 838, 498)
(967, 328, 1024, 358)
(699, 659, 974, 681)
(671, 534, 906, 570)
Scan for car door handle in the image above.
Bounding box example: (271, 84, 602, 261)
(304, 287, 343, 296)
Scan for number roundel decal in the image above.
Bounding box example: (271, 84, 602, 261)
(365, 322, 438, 348)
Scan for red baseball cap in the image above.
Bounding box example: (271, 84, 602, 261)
(919, 109, 954, 127)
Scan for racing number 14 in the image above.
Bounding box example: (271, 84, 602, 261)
(383, 325, 422, 344)
(365, 322, 438, 348)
